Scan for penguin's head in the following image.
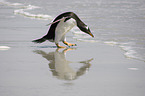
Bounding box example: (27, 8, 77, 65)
(78, 24, 94, 37)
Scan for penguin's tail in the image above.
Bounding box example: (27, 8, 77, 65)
(32, 37, 46, 43)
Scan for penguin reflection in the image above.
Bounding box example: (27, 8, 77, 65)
(34, 48, 93, 80)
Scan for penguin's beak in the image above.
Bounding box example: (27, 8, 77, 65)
(88, 32, 94, 37)
(86, 27, 94, 37)
(87, 28, 94, 37)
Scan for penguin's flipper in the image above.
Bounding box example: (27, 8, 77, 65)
(46, 16, 71, 26)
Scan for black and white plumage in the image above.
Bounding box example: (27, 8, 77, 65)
(32, 12, 94, 48)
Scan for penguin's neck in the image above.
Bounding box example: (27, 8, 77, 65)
(73, 15, 85, 28)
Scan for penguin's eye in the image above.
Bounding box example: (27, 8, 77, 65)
(86, 26, 89, 30)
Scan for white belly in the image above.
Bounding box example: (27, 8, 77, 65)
(55, 18, 76, 43)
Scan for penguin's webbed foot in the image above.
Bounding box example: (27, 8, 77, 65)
(63, 41, 77, 47)
(56, 43, 66, 48)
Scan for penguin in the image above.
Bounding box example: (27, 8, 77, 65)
(32, 12, 94, 48)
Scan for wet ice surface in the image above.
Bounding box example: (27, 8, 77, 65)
(2, 0, 145, 61)
(0, 40, 145, 96)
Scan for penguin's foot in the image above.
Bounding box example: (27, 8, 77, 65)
(63, 41, 77, 46)
(56, 43, 66, 48)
